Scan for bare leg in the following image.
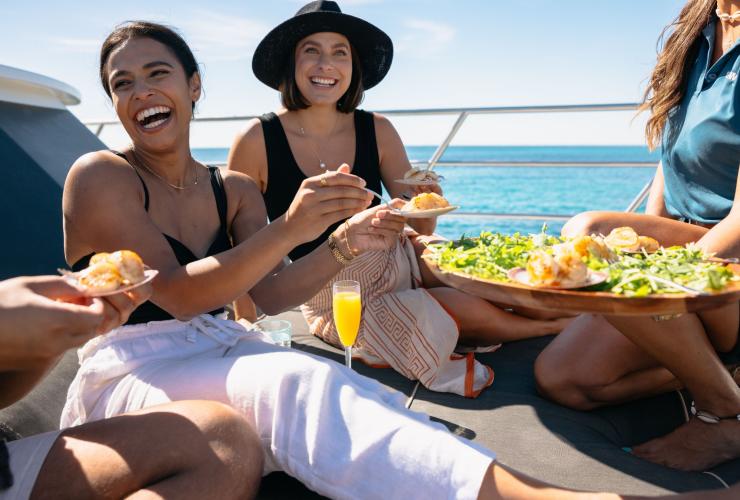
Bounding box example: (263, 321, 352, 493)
(604, 312, 740, 471)
(535, 314, 680, 410)
(31, 400, 263, 500)
(426, 287, 573, 346)
(477, 462, 740, 499)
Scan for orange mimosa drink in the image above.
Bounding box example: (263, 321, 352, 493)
(332, 280, 362, 369)
(333, 291, 362, 347)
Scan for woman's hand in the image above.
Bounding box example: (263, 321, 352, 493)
(405, 181, 443, 199)
(0, 275, 151, 366)
(284, 164, 372, 244)
(334, 200, 407, 256)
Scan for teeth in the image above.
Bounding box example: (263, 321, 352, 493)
(143, 117, 167, 129)
(311, 77, 336, 85)
(136, 106, 170, 123)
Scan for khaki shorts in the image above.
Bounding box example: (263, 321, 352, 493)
(1, 431, 59, 500)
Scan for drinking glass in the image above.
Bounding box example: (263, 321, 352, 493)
(253, 319, 292, 348)
(332, 280, 362, 369)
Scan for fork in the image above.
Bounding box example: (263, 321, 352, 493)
(365, 188, 411, 206)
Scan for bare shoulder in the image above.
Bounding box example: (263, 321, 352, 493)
(371, 112, 402, 143)
(232, 118, 265, 150)
(220, 168, 262, 195)
(65, 150, 141, 196)
(228, 118, 267, 184)
(371, 112, 395, 131)
(220, 168, 265, 210)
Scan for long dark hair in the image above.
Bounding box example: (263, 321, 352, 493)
(99, 21, 200, 110)
(640, 0, 715, 149)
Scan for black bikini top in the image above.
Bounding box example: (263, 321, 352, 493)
(72, 152, 232, 324)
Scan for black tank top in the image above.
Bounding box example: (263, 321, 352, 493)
(72, 152, 232, 324)
(260, 110, 382, 261)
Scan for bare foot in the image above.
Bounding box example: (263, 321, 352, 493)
(633, 418, 740, 471)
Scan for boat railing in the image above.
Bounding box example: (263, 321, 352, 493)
(84, 103, 657, 223)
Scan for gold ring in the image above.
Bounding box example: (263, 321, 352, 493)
(320, 177, 328, 187)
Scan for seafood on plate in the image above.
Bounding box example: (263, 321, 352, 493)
(402, 192, 451, 211)
(74, 250, 147, 294)
(570, 235, 614, 261)
(526, 243, 589, 287)
(603, 227, 660, 253)
(402, 167, 442, 183)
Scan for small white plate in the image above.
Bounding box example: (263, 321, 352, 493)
(393, 205, 459, 218)
(507, 267, 608, 290)
(63, 269, 159, 297)
(395, 178, 442, 186)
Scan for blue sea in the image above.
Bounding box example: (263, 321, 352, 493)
(193, 145, 660, 240)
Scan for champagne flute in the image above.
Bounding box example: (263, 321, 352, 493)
(332, 280, 362, 369)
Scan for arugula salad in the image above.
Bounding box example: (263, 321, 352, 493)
(428, 231, 738, 297)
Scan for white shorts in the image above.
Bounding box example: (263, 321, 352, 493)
(1, 431, 60, 500)
(61, 315, 496, 500)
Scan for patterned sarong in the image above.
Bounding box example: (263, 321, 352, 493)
(302, 236, 496, 397)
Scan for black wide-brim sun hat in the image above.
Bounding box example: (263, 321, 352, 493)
(252, 0, 393, 91)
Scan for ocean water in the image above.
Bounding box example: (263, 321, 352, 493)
(193, 145, 660, 240)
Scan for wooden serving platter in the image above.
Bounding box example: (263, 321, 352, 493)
(422, 256, 740, 316)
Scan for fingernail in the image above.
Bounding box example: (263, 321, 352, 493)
(622, 447, 632, 453)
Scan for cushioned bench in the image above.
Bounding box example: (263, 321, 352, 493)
(2, 309, 738, 498)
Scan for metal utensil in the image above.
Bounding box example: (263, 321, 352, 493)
(365, 188, 394, 205)
(365, 188, 411, 206)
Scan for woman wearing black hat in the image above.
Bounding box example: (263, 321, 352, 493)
(229, 0, 572, 397)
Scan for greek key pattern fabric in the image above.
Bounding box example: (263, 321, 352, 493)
(302, 238, 495, 397)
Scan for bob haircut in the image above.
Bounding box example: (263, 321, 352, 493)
(279, 42, 364, 113)
(99, 21, 200, 112)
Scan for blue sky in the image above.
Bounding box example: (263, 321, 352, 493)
(1, 0, 686, 146)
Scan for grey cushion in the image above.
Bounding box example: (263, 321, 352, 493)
(0, 350, 79, 441)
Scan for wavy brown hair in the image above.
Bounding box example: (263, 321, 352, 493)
(640, 0, 715, 149)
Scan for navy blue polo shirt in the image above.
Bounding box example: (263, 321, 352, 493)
(662, 19, 740, 223)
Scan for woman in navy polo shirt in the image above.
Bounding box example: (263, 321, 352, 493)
(534, 0, 740, 472)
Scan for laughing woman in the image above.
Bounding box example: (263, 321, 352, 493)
(534, 0, 740, 471)
(228, 0, 572, 397)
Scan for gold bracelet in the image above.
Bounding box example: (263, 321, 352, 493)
(327, 233, 353, 266)
(343, 221, 356, 257)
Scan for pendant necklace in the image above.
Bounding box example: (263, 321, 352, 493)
(298, 114, 339, 171)
(130, 150, 198, 190)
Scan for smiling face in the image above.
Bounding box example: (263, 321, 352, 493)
(105, 37, 201, 152)
(294, 32, 353, 107)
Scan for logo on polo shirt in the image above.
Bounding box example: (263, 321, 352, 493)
(727, 71, 738, 81)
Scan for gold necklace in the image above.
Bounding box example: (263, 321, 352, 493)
(130, 150, 198, 190)
(297, 114, 340, 170)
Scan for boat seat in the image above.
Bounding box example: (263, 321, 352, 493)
(1, 309, 737, 498)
